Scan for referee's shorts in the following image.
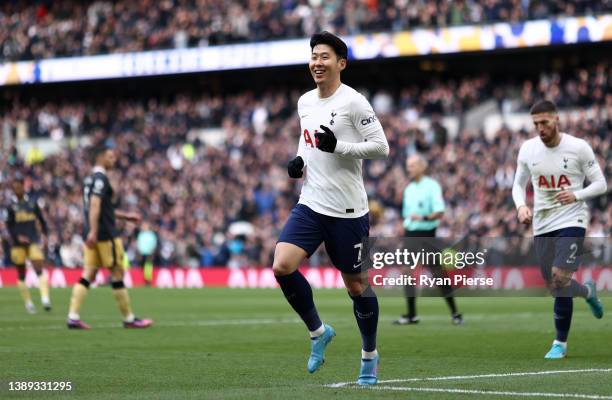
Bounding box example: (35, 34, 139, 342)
(404, 228, 440, 269)
(404, 228, 436, 238)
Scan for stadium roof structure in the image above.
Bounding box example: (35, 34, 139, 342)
(0, 14, 611, 86)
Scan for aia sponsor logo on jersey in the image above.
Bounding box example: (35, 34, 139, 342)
(303, 129, 319, 148)
(538, 175, 571, 189)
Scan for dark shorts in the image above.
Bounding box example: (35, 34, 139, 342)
(404, 229, 437, 238)
(278, 204, 369, 274)
(534, 227, 586, 282)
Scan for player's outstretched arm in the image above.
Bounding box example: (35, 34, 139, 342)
(116, 210, 142, 223)
(573, 141, 607, 201)
(512, 144, 532, 224)
(34, 199, 49, 236)
(5, 206, 19, 245)
(86, 195, 102, 248)
(288, 127, 307, 178)
(317, 93, 389, 160)
(287, 156, 304, 178)
(330, 124, 389, 160)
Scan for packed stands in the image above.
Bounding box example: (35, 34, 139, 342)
(1, 0, 610, 61)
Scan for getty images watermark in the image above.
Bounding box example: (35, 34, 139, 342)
(371, 247, 492, 288)
(359, 237, 611, 297)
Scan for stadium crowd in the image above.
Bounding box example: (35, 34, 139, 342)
(1, 59, 610, 268)
(1, 0, 611, 61)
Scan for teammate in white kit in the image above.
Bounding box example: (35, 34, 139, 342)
(512, 100, 607, 359)
(272, 31, 389, 385)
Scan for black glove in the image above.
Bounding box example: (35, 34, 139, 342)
(315, 125, 337, 153)
(287, 156, 304, 178)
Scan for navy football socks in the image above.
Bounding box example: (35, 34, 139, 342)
(404, 284, 416, 317)
(554, 297, 573, 342)
(275, 270, 322, 332)
(569, 279, 589, 298)
(350, 286, 379, 352)
(439, 284, 458, 315)
(552, 279, 589, 298)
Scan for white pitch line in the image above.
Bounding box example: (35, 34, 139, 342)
(0, 311, 544, 324)
(0, 317, 303, 332)
(326, 369, 612, 388)
(0, 310, 545, 332)
(366, 386, 612, 399)
(378, 368, 612, 384)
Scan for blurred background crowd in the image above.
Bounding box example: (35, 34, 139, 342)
(1, 0, 610, 269)
(1, 58, 610, 268)
(1, 0, 611, 61)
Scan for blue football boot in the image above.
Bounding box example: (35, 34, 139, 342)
(357, 355, 379, 385)
(544, 343, 567, 359)
(585, 281, 604, 319)
(307, 324, 336, 373)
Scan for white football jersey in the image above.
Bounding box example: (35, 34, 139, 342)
(512, 133, 607, 235)
(296, 83, 389, 218)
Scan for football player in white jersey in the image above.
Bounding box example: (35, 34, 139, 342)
(512, 100, 607, 359)
(272, 31, 389, 385)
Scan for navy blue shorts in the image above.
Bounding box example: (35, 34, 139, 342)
(534, 227, 586, 282)
(278, 204, 369, 274)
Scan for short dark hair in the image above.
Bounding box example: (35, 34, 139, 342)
(530, 100, 558, 115)
(89, 143, 111, 164)
(310, 31, 348, 60)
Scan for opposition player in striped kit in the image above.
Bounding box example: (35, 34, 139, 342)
(512, 100, 607, 359)
(273, 32, 389, 385)
(67, 144, 153, 329)
(5, 174, 51, 313)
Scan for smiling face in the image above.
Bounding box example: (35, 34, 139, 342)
(309, 44, 346, 86)
(532, 112, 560, 146)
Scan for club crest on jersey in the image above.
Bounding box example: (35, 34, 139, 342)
(538, 175, 571, 189)
(563, 157, 568, 169)
(330, 111, 337, 126)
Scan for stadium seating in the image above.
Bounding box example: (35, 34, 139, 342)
(1, 0, 610, 61)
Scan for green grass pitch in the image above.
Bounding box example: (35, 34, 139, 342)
(0, 287, 611, 399)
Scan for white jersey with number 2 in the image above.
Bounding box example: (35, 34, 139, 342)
(512, 133, 607, 235)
